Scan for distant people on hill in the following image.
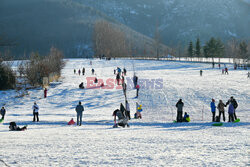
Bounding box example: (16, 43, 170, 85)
(210, 99, 216, 122)
(247, 72, 250, 78)
(225, 67, 229, 75)
(117, 67, 121, 75)
(74, 69, 76, 74)
(217, 100, 226, 122)
(75, 101, 84, 126)
(78, 69, 81, 75)
(228, 103, 235, 122)
(222, 68, 225, 74)
(82, 67, 85, 75)
(91, 68, 95, 75)
(212, 62, 215, 68)
(133, 74, 138, 89)
(32, 102, 39, 122)
(218, 63, 221, 69)
(176, 99, 184, 122)
(226, 96, 238, 120)
(116, 73, 120, 85)
(183, 112, 190, 122)
(136, 84, 140, 98)
(79, 82, 84, 89)
(200, 70, 203, 76)
(1, 106, 6, 120)
(44, 88, 47, 98)
(123, 68, 127, 76)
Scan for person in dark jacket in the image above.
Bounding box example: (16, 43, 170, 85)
(75, 101, 84, 126)
(1, 106, 6, 120)
(176, 99, 184, 122)
(82, 68, 85, 75)
(91, 69, 95, 75)
(200, 70, 203, 76)
(78, 69, 81, 75)
(125, 100, 131, 120)
(217, 100, 226, 122)
(226, 96, 238, 120)
(228, 103, 235, 122)
(44, 88, 47, 98)
(210, 99, 216, 122)
(123, 68, 127, 76)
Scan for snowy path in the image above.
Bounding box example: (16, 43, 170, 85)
(0, 59, 249, 166)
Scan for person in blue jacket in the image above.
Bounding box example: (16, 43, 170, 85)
(210, 99, 216, 122)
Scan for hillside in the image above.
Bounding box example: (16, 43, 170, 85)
(0, 0, 249, 58)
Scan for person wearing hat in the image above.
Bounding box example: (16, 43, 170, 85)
(75, 101, 84, 126)
(226, 96, 238, 120)
(32, 102, 40, 122)
(176, 99, 184, 122)
(210, 99, 216, 122)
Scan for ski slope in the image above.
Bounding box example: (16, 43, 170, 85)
(0, 59, 249, 167)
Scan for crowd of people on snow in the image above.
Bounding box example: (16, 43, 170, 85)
(1, 60, 246, 131)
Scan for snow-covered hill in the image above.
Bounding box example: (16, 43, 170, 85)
(0, 59, 249, 166)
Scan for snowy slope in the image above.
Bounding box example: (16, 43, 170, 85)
(0, 59, 249, 166)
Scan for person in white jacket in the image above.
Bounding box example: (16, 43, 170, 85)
(32, 102, 39, 122)
(125, 100, 131, 120)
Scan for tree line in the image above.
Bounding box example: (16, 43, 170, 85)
(0, 47, 65, 90)
(187, 37, 250, 64)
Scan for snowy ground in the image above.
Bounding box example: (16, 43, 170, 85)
(0, 59, 249, 167)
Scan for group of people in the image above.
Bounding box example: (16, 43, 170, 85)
(175, 99, 190, 122)
(210, 96, 238, 122)
(74, 68, 86, 75)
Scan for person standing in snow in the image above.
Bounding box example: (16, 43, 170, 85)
(136, 84, 140, 98)
(200, 70, 203, 76)
(1, 106, 6, 120)
(210, 99, 216, 122)
(32, 102, 39, 122)
(74, 69, 76, 74)
(217, 100, 226, 122)
(123, 68, 127, 76)
(225, 67, 229, 75)
(226, 96, 238, 120)
(82, 67, 85, 75)
(78, 69, 81, 75)
(176, 99, 184, 122)
(116, 73, 120, 85)
(91, 68, 95, 75)
(247, 72, 250, 78)
(75, 101, 84, 126)
(133, 74, 138, 89)
(44, 88, 47, 98)
(125, 100, 131, 120)
(228, 103, 235, 122)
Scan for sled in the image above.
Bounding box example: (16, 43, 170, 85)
(0, 118, 3, 123)
(212, 122, 223, 126)
(233, 119, 240, 123)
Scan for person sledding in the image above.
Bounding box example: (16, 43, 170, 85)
(183, 112, 190, 122)
(134, 102, 142, 119)
(68, 118, 75, 125)
(79, 82, 84, 89)
(113, 103, 129, 128)
(9, 122, 27, 131)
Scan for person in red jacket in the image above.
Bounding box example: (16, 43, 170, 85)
(136, 84, 140, 98)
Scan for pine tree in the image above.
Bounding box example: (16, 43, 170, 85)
(188, 41, 194, 59)
(195, 38, 201, 58)
(239, 41, 248, 59)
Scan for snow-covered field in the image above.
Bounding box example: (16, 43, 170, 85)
(0, 59, 249, 167)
